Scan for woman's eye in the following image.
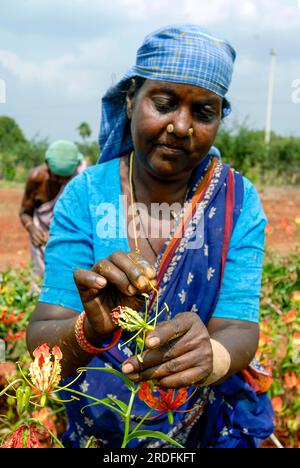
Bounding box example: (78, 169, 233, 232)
(195, 109, 217, 122)
(152, 99, 175, 113)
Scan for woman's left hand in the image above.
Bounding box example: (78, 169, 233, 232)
(121, 312, 213, 389)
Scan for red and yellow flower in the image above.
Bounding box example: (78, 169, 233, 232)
(284, 372, 300, 390)
(1, 424, 41, 449)
(138, 382, 191, 422)
(28, 344, 63, 406)
(111, 307, 154, 333)
(272, 397, 284, 414)
(282, 309, 297, 325)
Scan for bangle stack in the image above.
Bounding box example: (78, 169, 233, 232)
(74, 312, 122, 355)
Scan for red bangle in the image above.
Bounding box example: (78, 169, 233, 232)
(75, 312, 122, 355)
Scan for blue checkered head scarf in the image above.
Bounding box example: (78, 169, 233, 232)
(99, 24, 236, 163)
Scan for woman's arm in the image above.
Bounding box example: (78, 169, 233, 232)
(208, 317, 259, 384)
(19, 168, 48, 246)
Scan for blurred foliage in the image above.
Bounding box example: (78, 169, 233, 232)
(0, 116, 299, 183)
(259, 247, 300, 448)
(0, 267, 39, 361)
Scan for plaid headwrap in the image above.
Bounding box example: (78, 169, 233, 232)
(99, 24, 236, 163)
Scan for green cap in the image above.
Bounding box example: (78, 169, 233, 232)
(45, 140, 83, 177)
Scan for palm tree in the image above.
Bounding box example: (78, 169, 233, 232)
(77, 122, 92, 144)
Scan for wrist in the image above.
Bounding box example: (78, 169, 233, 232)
(84, 315, 112, 347)
(24, 220, 33, 232)
(203, 339, 232, 386)
(74, 312, 122, 356)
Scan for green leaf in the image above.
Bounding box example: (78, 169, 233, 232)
(77, 367, 136, 391)
(127, 430, 184, 448)
(80, 400, 125, 417)
(101, 398, 128, 414)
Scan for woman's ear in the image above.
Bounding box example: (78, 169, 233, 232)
(126, 79, 136, 119)
(126, 95, 133, 120)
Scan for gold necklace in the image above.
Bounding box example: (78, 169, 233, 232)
(129, 152, 189, 255)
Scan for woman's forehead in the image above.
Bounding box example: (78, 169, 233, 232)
(141, 79, 222, 102)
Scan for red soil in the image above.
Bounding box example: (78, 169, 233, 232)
(0, 186, 299, 271)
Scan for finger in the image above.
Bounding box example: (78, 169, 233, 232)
(158, 367, 212, 389)
(93, 259, 137, 296)
(122, 331, 194, 375)
(130, 350, 202, 382)
(145, 313, 196, 349)
(109, 251, 156, 293)
(74, 269, 107, 292)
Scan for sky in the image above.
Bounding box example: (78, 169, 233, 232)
(0, 0, 300, 144)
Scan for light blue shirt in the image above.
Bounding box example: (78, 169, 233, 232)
(40, 159, 267, 324)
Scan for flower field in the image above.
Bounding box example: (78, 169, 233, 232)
(0, 245, 299, 448)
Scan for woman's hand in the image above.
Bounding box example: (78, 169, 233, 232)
(121, 312, 213, 389)
(28, 224, 49, 247)
(74, 251, 156, 339)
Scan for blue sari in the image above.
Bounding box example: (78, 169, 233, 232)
(60, 156, 274, 448)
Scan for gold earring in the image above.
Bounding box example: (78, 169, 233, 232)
(167, 124, 175, 134)
(188, 128, 194, 137)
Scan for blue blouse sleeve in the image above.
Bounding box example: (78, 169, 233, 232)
(39, 174, 94, 313)
(212, 178, 267, 323)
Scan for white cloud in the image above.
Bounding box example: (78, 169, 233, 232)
(182, 0, 300, 31)
(0, 38, 120, 99)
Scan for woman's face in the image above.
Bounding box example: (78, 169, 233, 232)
(128, 79, 223, 180)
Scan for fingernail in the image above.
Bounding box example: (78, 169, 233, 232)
(148, 337, 160, 348)
(95, 277, 107, 287)
(128, 374, 140, 381)
(146, 267, 156, 278)
(122, 363, 135, 374)
(128, 285, 137, 296)
(137, 276, 148, 289)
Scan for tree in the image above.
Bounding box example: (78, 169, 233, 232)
(77, 122, 92, 144)
(0, 116, 26, 152)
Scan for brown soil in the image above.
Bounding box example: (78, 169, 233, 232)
(0, 186, 299, 271)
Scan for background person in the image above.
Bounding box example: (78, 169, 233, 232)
(20, 140, 85, 290)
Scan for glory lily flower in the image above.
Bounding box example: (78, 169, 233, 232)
(138, 382, 193, 424)
(282, 309, 297, 325)
(292, 292, 300, 305)
(0, 309, 25, 324)
(284, 372, 300, 390)
(292, 332, 300, 347)
(1, 424, 41, 449)
(111, 307, 154, 333)
(27, 344, 62, 406)
(272, 397, 284, 414)
(4, 330, 26, 342)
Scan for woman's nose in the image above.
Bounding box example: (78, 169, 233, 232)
(173, 108, 192, 138)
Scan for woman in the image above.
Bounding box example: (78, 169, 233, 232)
(27, 25, 274, 448)
(20, 140, 85, 290)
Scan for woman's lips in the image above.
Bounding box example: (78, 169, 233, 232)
(155, 144, 187, 156)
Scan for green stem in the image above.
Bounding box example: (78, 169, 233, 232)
(121, 389, 137, 449)
(27, 418, 65, 449)
(0, 379, 23, 398)
(130, 409, 154, 435)
(60, 387, 124, 416)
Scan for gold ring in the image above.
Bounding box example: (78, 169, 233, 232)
(188, 128, 194, 137)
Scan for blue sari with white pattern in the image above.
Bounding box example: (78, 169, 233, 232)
(59, 156, 274, 449)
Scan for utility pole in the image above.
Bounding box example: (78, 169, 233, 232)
(265, 49, 277, 144)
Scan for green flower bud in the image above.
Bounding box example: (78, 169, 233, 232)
(16, 385, 31, 416)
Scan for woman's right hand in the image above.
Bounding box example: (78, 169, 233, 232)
(28, 224, 49, 247)
(74, 251, 156, 339)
